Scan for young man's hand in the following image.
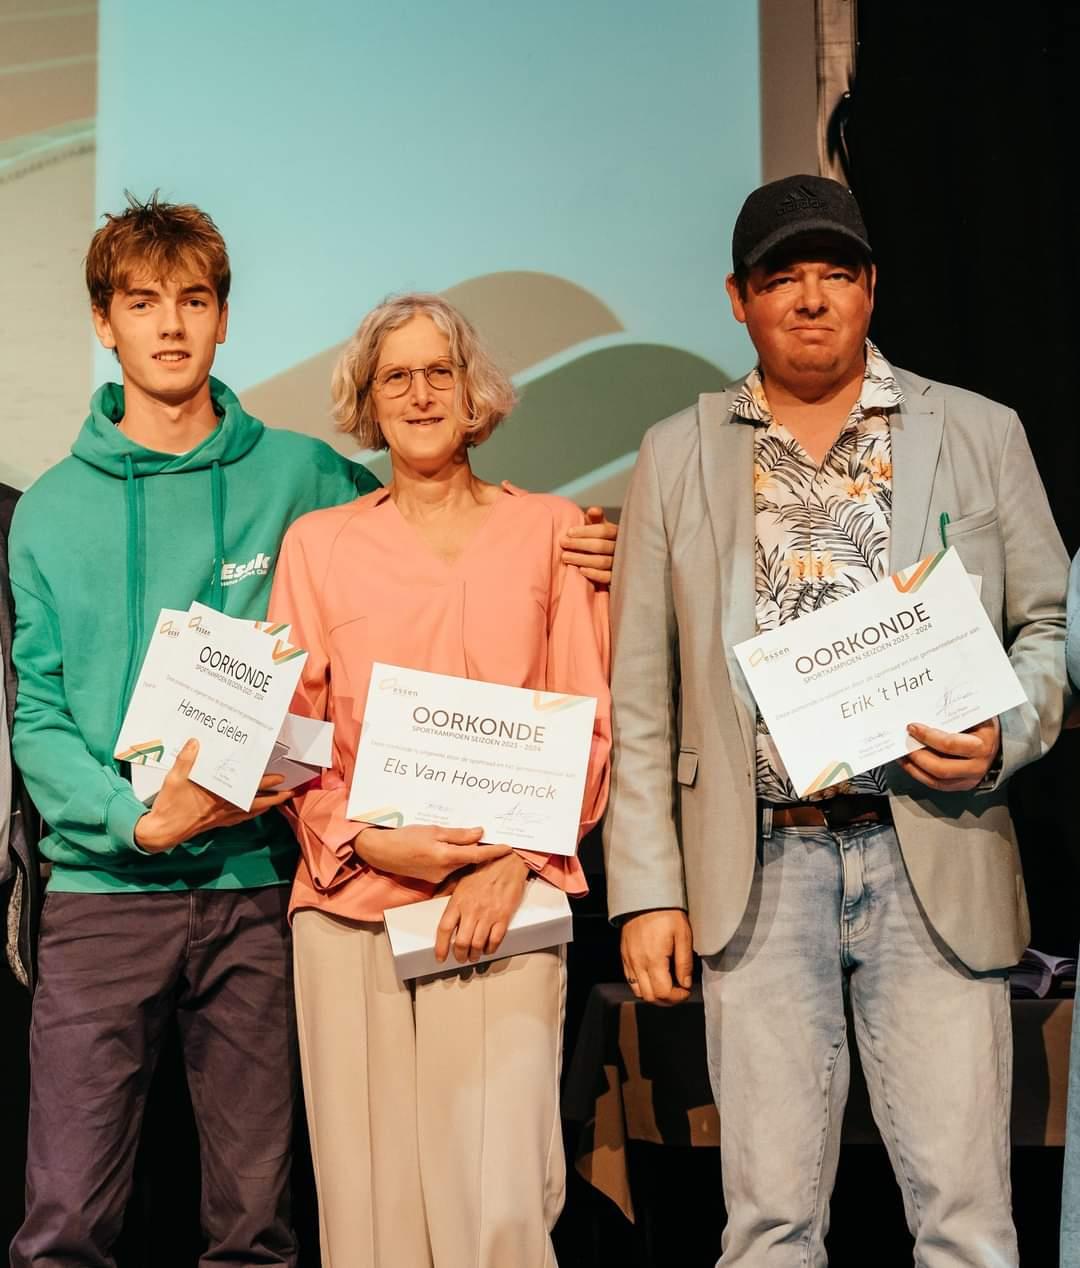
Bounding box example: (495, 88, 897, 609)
(620, 908, 695, 1006)
(561, 506, 618, 585)
(355, 823, 511, 885)
(134, 738, 293, 852)
(900, 717, 1001, 791)
(434, 851, 531, 963)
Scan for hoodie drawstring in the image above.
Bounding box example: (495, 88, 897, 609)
(210, 459, 225, 612)
(113, 454, 143, 748)
(110, 457, 227, 752)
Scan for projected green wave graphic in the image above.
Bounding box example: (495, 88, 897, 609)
(244, 270, 729, 503)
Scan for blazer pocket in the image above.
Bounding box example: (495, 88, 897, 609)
(943, 506, 998, 539)
(943, 511, 1004, 624)
(676, 748, 699, 787)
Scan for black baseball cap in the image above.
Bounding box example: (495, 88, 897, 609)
(731, 175, 872, 272)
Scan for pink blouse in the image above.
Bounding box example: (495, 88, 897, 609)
(268, 482, 611, 922)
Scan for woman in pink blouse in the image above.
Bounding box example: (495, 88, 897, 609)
(269, 294, 611, 1268)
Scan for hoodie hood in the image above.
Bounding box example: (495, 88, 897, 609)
(69, 376, 266, 720)
(71, 376, 264, 476)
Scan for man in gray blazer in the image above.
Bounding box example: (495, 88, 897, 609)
(604, 175, 1068, 1265)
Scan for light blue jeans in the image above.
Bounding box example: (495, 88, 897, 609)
(701, 822, 1016, 1268)
(1061, 964, 1080, 1265)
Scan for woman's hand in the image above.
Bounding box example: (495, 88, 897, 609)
(134, 739, 293, 852)
(355, 823, 511, 885)
(434, 852, 531, 963)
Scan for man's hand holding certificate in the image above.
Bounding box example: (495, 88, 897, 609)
(116, 603, 326, 812)
(734, 548, 1027, 797)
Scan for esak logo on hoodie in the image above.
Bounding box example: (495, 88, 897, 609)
(221, 552, 273, 587)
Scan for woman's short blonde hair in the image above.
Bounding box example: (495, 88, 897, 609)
(331, 294, 517, 450)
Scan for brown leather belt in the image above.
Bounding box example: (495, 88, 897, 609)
(766, 794, 892, 831)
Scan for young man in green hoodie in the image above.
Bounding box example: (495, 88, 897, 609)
(8, 196, 617, 1267)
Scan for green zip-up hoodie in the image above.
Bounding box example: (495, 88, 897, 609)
(10, 377, 380, 892)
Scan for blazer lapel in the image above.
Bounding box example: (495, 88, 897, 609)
(889, 385, 944, 572)
(697, 390, 757, 771)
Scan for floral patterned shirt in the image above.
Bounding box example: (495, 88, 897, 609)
(731, 341, 905, 802)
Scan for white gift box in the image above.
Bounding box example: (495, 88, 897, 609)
(383, 875, 573, 980)
(264, 713, 334, 790)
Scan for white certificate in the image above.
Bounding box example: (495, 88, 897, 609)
(115, 604, 308, 809)
(733, 548, 1028, 797)
(348, 664, 598, 855)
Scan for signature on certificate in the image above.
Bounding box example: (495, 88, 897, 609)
(493, 801, 547, 830)
(935, 683, 976, 722)
(214, 755, 241, 786)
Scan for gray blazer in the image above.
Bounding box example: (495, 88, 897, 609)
(603, 366, 1068, 972)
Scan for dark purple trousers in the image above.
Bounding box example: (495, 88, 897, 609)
(10, 887, 298, 1268)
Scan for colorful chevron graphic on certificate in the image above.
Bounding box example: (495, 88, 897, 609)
(271, 639, 305, 665)
(803, 761, 857, 797)
(116, 740, 166, 765)
(349, 806, 406, 829)
(531, 692, 593, 712)
(891, 551, 948, 594)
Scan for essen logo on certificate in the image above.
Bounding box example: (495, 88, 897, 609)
(348, 664, 597, 855)
(733, 548, 1028, 797)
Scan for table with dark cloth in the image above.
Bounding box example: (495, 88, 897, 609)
(562, 983, 1073, 1222)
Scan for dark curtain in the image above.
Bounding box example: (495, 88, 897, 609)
(847, 0, 1080, 952)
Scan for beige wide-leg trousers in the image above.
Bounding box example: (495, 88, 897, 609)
(293, 909, 567, 1268)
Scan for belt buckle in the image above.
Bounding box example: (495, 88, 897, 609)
(820, 796, 855, 831)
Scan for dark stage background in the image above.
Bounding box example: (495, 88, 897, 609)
(3, 4, 1080, 1265)
(847, 0, 1080, 965)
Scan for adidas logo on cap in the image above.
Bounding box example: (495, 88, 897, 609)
(777, 185, 825, 216)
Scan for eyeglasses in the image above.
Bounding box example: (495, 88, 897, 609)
(372, 360, 462, 398)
